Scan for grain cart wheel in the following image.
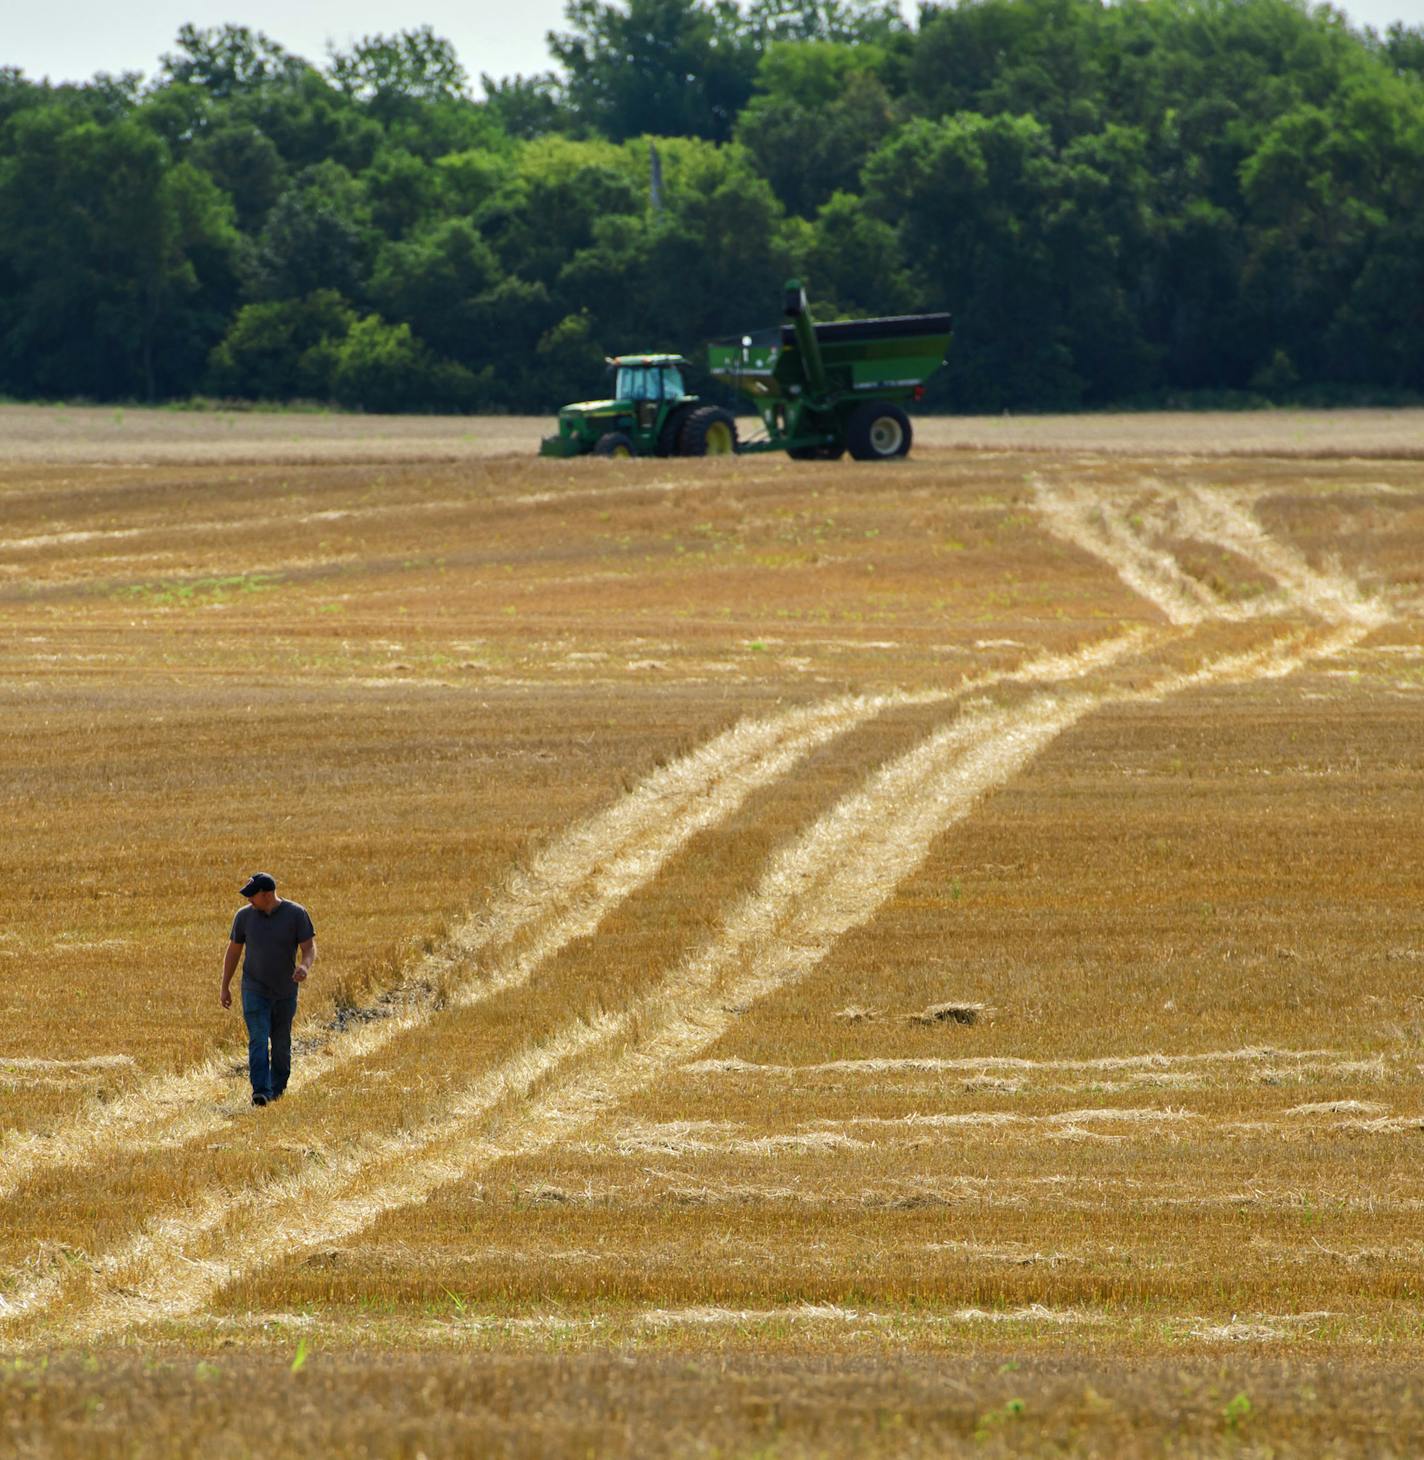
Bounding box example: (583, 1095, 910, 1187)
(594, 431, 637, 459)
(679, 406, 738, 457)
(847, 402, 912, 461)
(656, 406, 692, 457)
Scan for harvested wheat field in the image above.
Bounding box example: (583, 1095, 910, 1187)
(1, 406, 1422, 1457)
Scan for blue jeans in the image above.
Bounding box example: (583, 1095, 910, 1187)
(241, 985, 298, 1100)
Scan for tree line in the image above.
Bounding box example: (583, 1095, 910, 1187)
(1, 0, 1421, 414)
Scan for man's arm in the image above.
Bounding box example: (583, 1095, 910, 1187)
(295, 938, 316, 983)
(220, 940, 241, 1009)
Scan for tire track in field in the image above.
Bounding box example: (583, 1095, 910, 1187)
(1174, 485, 1389, 629)
(1034, 475, 1392, 634)
(0, 620, 1359, 1344)
(607, 1105, 1198, 1155)
(682, 1046, 1347, 1078)
(1033, 480, 1242, 624)
(0, 693, 904, 1203)
(605, 1101, 1424, 1154)
(0, 633, 1149, 1205)
(163, 1301, 1104, 1344)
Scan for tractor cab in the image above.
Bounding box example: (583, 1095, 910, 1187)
(611, 354, 689, 431)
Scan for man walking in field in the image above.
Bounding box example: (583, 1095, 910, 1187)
(221, 872, 316, 1107)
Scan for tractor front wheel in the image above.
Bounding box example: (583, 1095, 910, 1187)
(679, 406, 738, 458)
(846, 403, 912, 461)
(594, 431, 637, 459)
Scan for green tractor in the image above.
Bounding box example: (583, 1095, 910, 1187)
(538, 353, 737, 459)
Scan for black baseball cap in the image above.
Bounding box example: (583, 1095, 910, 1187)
(239, 872, 277, 897)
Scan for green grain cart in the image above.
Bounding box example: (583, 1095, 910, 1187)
(708, 280, 952, 461)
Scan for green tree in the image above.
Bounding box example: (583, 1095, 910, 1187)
(0, 107, 239, 399)
(549, 0, 759, 141)
(1237, 70, 1424, 386)
(535, 308, 611, 404)
(225, 70, 383, 174)
(476, 136, 643, 286)
(796, 190, 914, 316)
(0, 68, 39, 127)
(464, 277, 561, 406)
(363, 147, 441, 237)
(328, 27, 468, 117)
(741, 0, 904, 45)
(736, 44, 897, 215)
(864, 111, 1154, 407)
(368, 218, 504, 358)
(907, 0, 1108, 142)
(133, 82, 212, 157)
(190, 122, 288, 229)
(330, 314, 484, 410)
(435, 147, 512, 215)
(1147, 200, 1251, 391)
(1326, 216, 1424, 388)
(325, 28, 501, 159)
(480, 73, 570, 139)
(248, 161, 371, 300)
(551, 139, 790, 384)
(1380, 22, 1424, 79)
(206, 289, 355, 398)
(160, 24, 310, 98)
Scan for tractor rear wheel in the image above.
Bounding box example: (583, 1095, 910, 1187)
(679, 406, 738, 457)
(594, 431, 636, 459)
(846, 402, 912, 461)
(656, 406, 692, 457)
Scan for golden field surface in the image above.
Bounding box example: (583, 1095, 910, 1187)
(1, 406, 1422, 1456)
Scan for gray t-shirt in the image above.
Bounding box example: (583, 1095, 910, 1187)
(230, 900, 315, 998)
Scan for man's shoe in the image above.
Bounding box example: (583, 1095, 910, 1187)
(252, 1093, 269, 1107)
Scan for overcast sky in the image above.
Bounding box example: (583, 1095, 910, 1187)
(6, 0, 1423, 94)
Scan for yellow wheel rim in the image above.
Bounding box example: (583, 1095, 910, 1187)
(613, 445, 632, 458)
(706, 421, 734, 456)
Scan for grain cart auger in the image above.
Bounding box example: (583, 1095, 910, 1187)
(708, 281, 952, 461)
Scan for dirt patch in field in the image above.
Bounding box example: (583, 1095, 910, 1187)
(3, 403, 1423, 465)
(909, 1001, 989, 1026)
(0, 405, 542, 464)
